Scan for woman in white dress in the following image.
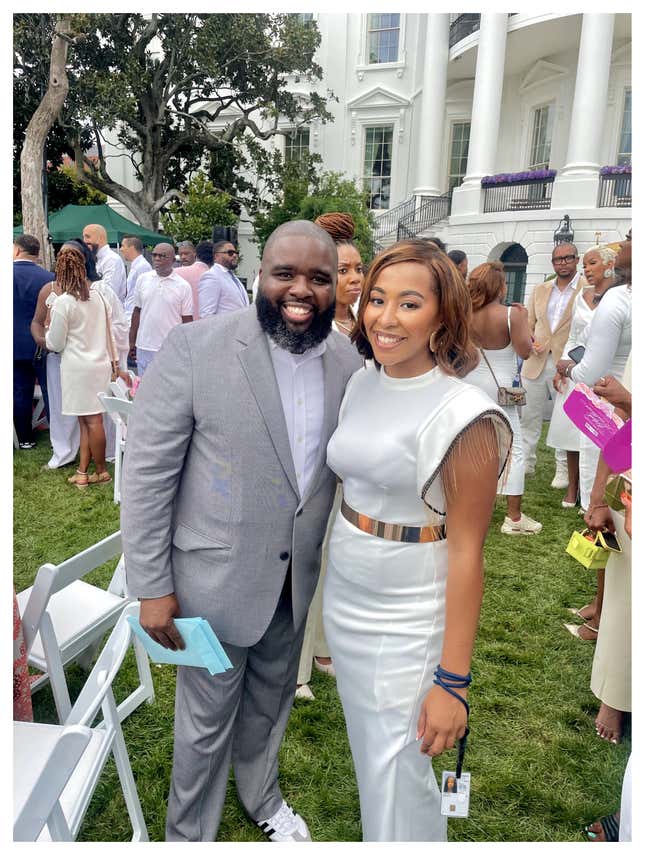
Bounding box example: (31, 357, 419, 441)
(44, 243, 121, 489)
(547, 246, 617, 507)
(323, 242, 513, 841)
(296, 213, 366, 699)
(464, 262, 541, 535)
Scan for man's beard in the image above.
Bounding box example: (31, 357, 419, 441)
(255, 291, 335, 355)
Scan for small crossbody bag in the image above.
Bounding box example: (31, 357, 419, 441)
(479, 349, 527, 407)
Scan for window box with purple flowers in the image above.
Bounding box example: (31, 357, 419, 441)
(599, 165, 631, 175)
(481, 169, 557, 187)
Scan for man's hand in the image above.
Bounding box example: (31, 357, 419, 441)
(139, 594, 185, 650)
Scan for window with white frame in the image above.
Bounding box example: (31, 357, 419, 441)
(528, 104, 554, 170)
(448, 122, 470, 192)
(617, 87, 631, 166)
(285, 128, 310, 164)
(296, 13, 314, 26)
(367, 14, 400, 64)
(363, 125, 393, 209)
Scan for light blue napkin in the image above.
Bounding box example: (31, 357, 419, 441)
(127, 616, 233, 675)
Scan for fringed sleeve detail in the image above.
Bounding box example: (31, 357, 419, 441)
(418, 408, 513, 514)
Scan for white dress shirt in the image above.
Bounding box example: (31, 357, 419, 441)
(124, 253, 152, 320)
(134, 270, 193, 352)
(96, 244, 127, 304)
(546, 273, 579, 332)
(198, 263, 250, 317)
(268, 337, 326, 497)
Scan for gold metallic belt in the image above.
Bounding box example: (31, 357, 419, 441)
(340, 499, 446, 544)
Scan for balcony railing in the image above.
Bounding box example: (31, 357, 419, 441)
(373, 196, 416, 241)
(397, 194, 451, 240)
(449, 14, 480, 48)
(483, 178, 554, 213)
(598, 173, 632, 208)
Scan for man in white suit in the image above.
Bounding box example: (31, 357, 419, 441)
(121, 220, 361, 842)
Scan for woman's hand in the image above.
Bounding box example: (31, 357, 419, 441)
(556, 358, 573, 376)
(552, 372, 566, 393)
(417, 684, 468, 758)
(117, 369, 133, 387)
(584, 504, 614, 533)
(592, 376, 631, 413)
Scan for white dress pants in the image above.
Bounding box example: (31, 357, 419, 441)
(521, 355, 566, 473)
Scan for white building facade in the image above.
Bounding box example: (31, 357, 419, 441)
(267, 11, 632, 302)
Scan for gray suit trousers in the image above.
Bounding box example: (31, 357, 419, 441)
(166, 573, 306, 841)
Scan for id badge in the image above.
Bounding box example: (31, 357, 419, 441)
(440, 770, 470, 818)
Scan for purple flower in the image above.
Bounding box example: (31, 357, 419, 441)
(481, 169, 556, 186)
(600, 164, 631, 175)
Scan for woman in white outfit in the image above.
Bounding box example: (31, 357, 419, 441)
(44, 243, 125, 489)
(323, 242, 512, 841)
(547, 246, 617, 507)
(464, 262, 540, 535)
(296, 213, 366, 699)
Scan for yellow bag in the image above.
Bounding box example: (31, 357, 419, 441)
(565, 529, 611, 570)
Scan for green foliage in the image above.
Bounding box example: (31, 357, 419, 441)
(253, 165, 376, 264)
(160, 174, 238, 244)
(13, 13, 335, 227)
(48, 164, 108, 211)
(14, 426, 630, 841)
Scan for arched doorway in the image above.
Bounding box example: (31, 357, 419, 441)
(500, 243, 528, 304)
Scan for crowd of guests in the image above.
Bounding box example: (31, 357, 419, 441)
(13, 215, 631, 842)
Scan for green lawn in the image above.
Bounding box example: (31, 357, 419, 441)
(13, 426, 630, 842)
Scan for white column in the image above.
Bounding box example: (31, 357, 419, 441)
(451, 14, 508, 217)
(413, 14, 449, 197)
(551, 14, 615, 209)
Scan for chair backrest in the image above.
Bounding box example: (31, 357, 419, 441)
(108, 377, 130, 399)
(13, 723, 92, 841)
(99, 393, 134, 424)
(20, 531, 123, 658)
(66, 602, 139, 728)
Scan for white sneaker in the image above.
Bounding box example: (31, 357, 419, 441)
(551, 467, 569, 488)
(500, 513, 543, 535)
(295, 683, 315, 701)
(257, 801, 312, 842)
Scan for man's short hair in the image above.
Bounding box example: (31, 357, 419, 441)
(196, 240, 214, 266)
(122, 235, 143, 253)
(426, 236, 447, 253)
(448, 249, 467, 266)
(213, 240, 234, 254)
(14, 234, 40, 256)
(551, 242, 578, 259)
(178, 240, 196, 250)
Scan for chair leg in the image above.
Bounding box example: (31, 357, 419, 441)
(75, 640, 101, 672)
(133, 636, 155, 705)
(110, 716, 149, 841)
(40, 621, 73, 723)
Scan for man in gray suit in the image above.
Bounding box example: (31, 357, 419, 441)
(121, 220, 361, 842)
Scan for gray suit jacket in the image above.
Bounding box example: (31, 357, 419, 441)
(121, 307, 361, 647)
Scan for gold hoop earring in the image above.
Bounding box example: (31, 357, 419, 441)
(429, 327, 441, 352)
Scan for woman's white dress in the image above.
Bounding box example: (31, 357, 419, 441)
(546, 289, 594, 451)
(464, 306, 525, 495)
(569, 285, 632, 509)
(323, 362, 511, 841)
(45, 290, 114, 416)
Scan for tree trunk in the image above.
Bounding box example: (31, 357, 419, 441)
(20, 15, 71, 270)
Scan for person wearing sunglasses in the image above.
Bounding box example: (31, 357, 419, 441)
(520, 243, 584, 486)
(198, 240, 250, 317)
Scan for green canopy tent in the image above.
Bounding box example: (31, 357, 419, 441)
(13, 204, 168, 246)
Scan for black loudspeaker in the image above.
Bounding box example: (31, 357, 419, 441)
(212, 225, 238, 245)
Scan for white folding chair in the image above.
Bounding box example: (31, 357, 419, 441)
(14, 603, 149, 842)
(98, 392, 133, 504)
(32, 382, 48, 430)
(17, 530, 154, 724)
(14, 722, 92, 841)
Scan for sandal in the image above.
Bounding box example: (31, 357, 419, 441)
(584, 811, 620, 841)
(68, 469, 89, 490)
(564, 623, 598, 641)
(88, 471, 112, 485)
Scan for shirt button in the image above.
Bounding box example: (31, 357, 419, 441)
(280, 551, 290, 561)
